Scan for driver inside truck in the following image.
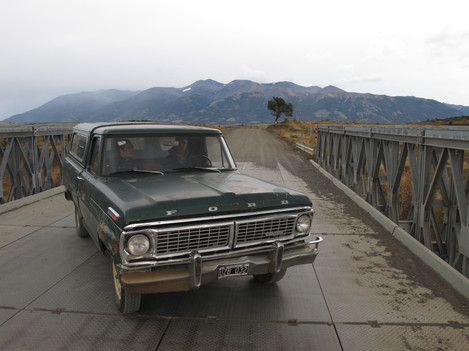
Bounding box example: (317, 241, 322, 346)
(116, 139, 140, 172)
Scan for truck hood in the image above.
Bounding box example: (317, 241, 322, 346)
(97, 171, 312, 228)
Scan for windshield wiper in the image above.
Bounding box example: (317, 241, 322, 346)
(172, 167, 221, 173)
(109, 169, 164, 176)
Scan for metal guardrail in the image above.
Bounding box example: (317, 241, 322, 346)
(315, 124, 469, 278)
(0, 124, 75, 204)
(295, 142, 314, 155)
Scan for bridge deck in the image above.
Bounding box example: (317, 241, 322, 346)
(0, 128, 468, 350)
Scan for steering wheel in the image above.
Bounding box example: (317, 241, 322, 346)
(185, 154, 212, 167)
(197, 155, 212, 167)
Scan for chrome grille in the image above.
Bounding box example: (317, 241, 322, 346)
(236, 217, 296, 245)
(155, 225, 231, 256)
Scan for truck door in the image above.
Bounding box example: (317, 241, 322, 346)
(77, 136, 102, 242)
(64, 133, 88, 206)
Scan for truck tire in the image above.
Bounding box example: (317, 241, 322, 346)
(253, 268, 287, 284)
(111, 257, 141, 314)
(74, 206, 90, 238)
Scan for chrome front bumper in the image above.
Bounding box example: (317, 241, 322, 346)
(119, 236, 323, 294)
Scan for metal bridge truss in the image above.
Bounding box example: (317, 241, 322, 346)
(317, 124, 469, 278)
(0, 125, 73, 204)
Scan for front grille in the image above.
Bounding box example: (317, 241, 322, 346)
(155, 225, 231, 256)
(122, 209, 311, 263)
(236, 217, 296, 246)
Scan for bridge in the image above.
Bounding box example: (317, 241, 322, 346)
(0, 127, 468, 350)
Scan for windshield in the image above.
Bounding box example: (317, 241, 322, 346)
(101, 134, 236, 176)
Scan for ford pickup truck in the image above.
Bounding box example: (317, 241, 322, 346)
(63, 122, 322, 313)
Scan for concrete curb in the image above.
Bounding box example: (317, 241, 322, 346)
(0, 185, 66, 215)
(309, 159, 469, 299)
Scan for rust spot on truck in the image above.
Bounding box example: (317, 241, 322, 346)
(98, 223, 106, 241)
(110, 238, 120, 254)
(99, 222, 120, 254)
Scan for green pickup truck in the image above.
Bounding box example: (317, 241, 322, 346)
(63, 122, 322, 313)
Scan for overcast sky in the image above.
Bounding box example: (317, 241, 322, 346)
(1, 0, 469, 120)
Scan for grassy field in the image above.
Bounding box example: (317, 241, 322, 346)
(267, 119, 371, 151)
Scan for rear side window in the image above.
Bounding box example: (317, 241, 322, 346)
(69, 133, 88, 162)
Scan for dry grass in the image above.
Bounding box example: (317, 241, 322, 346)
(415, 115, 469, 126)
(268, 119, 319, 150)
(398, 167, 413, 219)
(267, 119, 372, 151)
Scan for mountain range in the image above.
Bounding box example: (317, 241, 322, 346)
(5, 79, 469, 125)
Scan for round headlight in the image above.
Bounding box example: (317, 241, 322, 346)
(127, 234, 150, 256)
(296, 214, 312, 234)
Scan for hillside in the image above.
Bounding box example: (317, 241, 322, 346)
(6, 90, 140, 123)
(5, 80, 466, 124)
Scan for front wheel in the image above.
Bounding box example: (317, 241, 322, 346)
(111, 257, 141, 313)
(253, 269, 287, 284)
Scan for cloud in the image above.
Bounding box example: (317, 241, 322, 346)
(2, 0, 469, 119)
(424, 23, 469, 50)
(305, 52, 334, 62)
(425, 26, 469, 49)
(365, 38, 403, 61)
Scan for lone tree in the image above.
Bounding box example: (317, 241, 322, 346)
(267, 97, 294, 124)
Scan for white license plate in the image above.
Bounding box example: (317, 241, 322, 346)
(218, 264, 249, 279)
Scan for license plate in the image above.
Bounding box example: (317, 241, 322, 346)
(218, 264, 249, 279)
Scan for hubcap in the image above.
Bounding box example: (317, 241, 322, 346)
(112, 261, 122, 301)
(75, 210, 80, 230)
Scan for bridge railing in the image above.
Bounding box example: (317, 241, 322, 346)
(0, 124, 75, 204)
(3, 122, 469, 279)
(316, 124, 469, 278)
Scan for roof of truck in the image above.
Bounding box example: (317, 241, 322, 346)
(72, 122, 222, 135)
